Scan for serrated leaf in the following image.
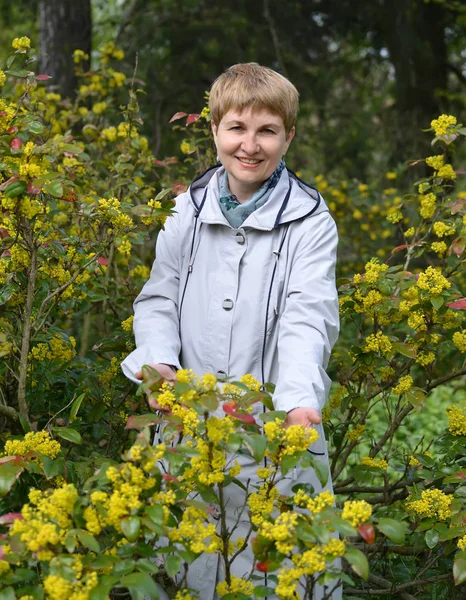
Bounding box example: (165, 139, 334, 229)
(308, 456, 329, 487)
(0, 461, 24, 496)
(89, 576, 120, 600)
(376, 518, 407, 544)
(329, 516, 358, 537)
(344, 547, 369, 580)
(405, 390, 425, 410)
(165, 555, 180, 578)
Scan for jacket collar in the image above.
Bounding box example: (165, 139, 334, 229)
(189, 165, 327, 230)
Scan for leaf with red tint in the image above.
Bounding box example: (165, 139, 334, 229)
(223, 402, 237, 414)
(172, 182, 188, 196)
(27, 182, 41, 195)
(0, 228, 9, 239)
(231, 411, 256, 425)
(408, 159, 424, 167)
(126, 414, 162, 430)
(450, 237, 466, 257)
(186, 113, 200, 125)
(10, 138, 22, 150)
(447, 298, 466, 310)
(36, 74, 52, 81)
(451, 199, 466, 215)
(358, 523, 375, 544)
(256, 561, 271, 573)
(7, 126, 18, 135)
(169, 112, 187, 123)
(97, 257, 109, 266)
(391, 244, 408, 254)
(0, 512, 23, 525)
(162, 474, 178, 482)
(154, 159, 167, 167)
(61, 190, 78, 203)
(0, 176, 18, 191)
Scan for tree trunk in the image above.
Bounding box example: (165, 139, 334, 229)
(380, 0, 448, 162)
(38, 0, 91, 99)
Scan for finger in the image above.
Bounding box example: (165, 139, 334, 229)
(135, 371, 143, 380)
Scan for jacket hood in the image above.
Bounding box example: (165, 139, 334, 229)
(188, 165, 328, 230)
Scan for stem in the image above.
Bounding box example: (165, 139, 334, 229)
(218, 483, 231, 584)
(17, 244, 38, 425)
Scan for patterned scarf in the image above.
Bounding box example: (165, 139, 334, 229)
(218, 160, 285, 228)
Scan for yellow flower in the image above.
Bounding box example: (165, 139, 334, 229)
(433, 221, 455, 237)
(342, 500, 372, 527)
(385, 171, 397, 180)
(416, 351, 435, 366)
(406, 488, 452, 520)
(437, 164, 456, 180)
(446, 404, 466, 436)
(416, 266, 450, 296)
(4, 430, 61, 459)
(431, 241, 447, 256)
(363, 332, 392, 355)
(347, 424, 365, 442)
(430, 114, 457, 136)
(216, 576, 254, 597)
(404, 227, 415, 237)
(92, 102, 107, 115)
(121, 315, 134, 333)
(419, 193, 436, 219)
(361, 456, 388, 470)
(0, 70, 6, 87)
(425, 155, 444, 171)
(458, 535, 466, 551)
(12, 36, 31, 50)
(391, 375, 413, 395)
(73, 49, 89, 63)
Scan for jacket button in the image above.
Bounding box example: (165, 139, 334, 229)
(216, 370, 227, 381)
(222, 299, 234, 311)
(235, 231, 245, 245)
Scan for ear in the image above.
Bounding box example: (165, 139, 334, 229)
(211, 120, 218, 142)
(284, 126, 295, 153)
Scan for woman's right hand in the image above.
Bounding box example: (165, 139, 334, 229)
(135, 363, 177, 414)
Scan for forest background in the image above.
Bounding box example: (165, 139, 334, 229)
(0, 1, 466, 599)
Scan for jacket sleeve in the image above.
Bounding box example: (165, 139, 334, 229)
(121, 207, 182, 383)
(273, 210, 339, 413)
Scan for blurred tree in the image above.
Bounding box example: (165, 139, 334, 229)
(38, 0, 91, 98)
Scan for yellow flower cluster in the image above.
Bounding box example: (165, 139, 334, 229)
(437, 164, 456, 180)
(0, 559, 11, 575)
(248, 483, 279, 526)
(43, 568, 98, 600)
(361, 456, 388, 470)
(363, 331, 392, 355)
(415, 351, 435, 366)
(294, 489, 334, 517)
(4, 430, 61, 459)
(347, 424, 365, 442)
(406, 488, 452, 520)
(12, 36, 31, 50)
(259, 511, 298, 554)
(216, 576, 254, 597)
(73, 49, 89, 63)
(0, 70, 5, 87)
(263, 419, 318, 460)
(96, 197, 134, 231)
(11, 484, 77, 559)
(452, 331, 466, 352)
(426, 155, 444, 170)
(446, 404, 466, 436)
(186, 438, 226, 485)
(430, 114, 457, 136)
(121, 315, 134, 333)
(169, 506, 221, 554)
(30, 334, 76, 363)
(99, 41, 124, 63)
(391, 375, 413, 395)
(419, 192, 436, 219)
(342, 500, 372, 527)
(416, 266, 451, 296)
(433, 221, 456, 238)
(154, 382, 199, 436)
(458, 535, 466, 551)
(431, 241, 447, 256)
(129, 264, 151, 279)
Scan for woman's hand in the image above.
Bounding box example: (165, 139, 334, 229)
(135, 363, 177, 414)
(285, 407, 321, 428)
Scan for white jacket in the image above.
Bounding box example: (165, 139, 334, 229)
(121, 165, 341, 599)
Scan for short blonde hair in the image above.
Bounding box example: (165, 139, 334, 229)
(209, 63, 299, 134)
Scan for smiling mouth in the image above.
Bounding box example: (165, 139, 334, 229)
(237, 157, 262, 165)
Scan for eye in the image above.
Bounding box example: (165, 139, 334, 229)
(229, 126, 243, 131)
(262, 128, 276, 135)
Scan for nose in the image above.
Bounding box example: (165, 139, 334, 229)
(241, 133, 259, 155)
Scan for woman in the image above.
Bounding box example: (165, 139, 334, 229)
(122, 63, 340, 599)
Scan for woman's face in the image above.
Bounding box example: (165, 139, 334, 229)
(211, 107, 295, 202)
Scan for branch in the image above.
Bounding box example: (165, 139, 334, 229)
(344, 572, 452, 596)
(263, 0, 288, 76)
(447, 62, 466, 87)
(0, 403, 19, 421)
(426, 365, 466, 391)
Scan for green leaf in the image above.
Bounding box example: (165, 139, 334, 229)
(0, 461, 24, 496)
(155, 188, 173, 201)
(330, 516, 358, 537)
(453, 557, 466, 586)
(27, 121, 44, 134)
(145, 505, 165, 526)
(437, 525, 465, 541)
(376, 518, 407, 544)
(89, 576, 120, 600)
(259, 410, 286, 423)
(296, 521, 318, 543)
(254, 586, 275, 598)
(281, 453, 301, 476)
(260, 394, 275, 411)
(75, 529, 101, 552)
(243, 434, 267, 463)
(41, 455, 64, 479)
(69, 393, 85, 422)
(61, 143, 83, 154)
(0, 587, 15, 600)
(126, 414, 162, 430)
(391, 342, 416, 359)
(308, 457, 329, 487)
(136, 558, 159, 574)
(405, 390, 425, 410)
(43, 181, 64, 198)
(344, 547, 369, 580)
(425, 529, 439, 548)
(120, 572, 159, 598)
(52, 426, 82, 444)
(165, 555, 180, 578)
(431, 296, 444, 310)
(5, 180, 27, 198)
(121, 516, 141, 542)
(0, 285, 14, 305)
(90, 555, 117, 569)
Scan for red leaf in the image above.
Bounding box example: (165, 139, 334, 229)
(10, 138, 22, 150)
(231, 411, 256, 425)
(27, 182, 41, 195)
(447, 298, 466, 310)
(154, 159, 167, 167)
(450, 237, 466, 258)
(0, 228, 9, 238)
(61, 190, 77, 203)
(256, 561, 271, 573)
(451, 199, 466, 215)
(391, 244, 408, 254)
(97, 257, 109, 266)
(7, 126, 18, 134)
(358, 523, 375, 544)
(169, 111, 187, 123)
(0, 176, 18, 191)
(162, 474, 178, 482)
(223, 402, 237, 414)
(36, 74, 52, 81)
(0, 512, 23, 525)
(408, 159, 424, 167)
(186, 113, 200, 125)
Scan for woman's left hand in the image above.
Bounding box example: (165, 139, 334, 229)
(285, 407, 321, 428)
